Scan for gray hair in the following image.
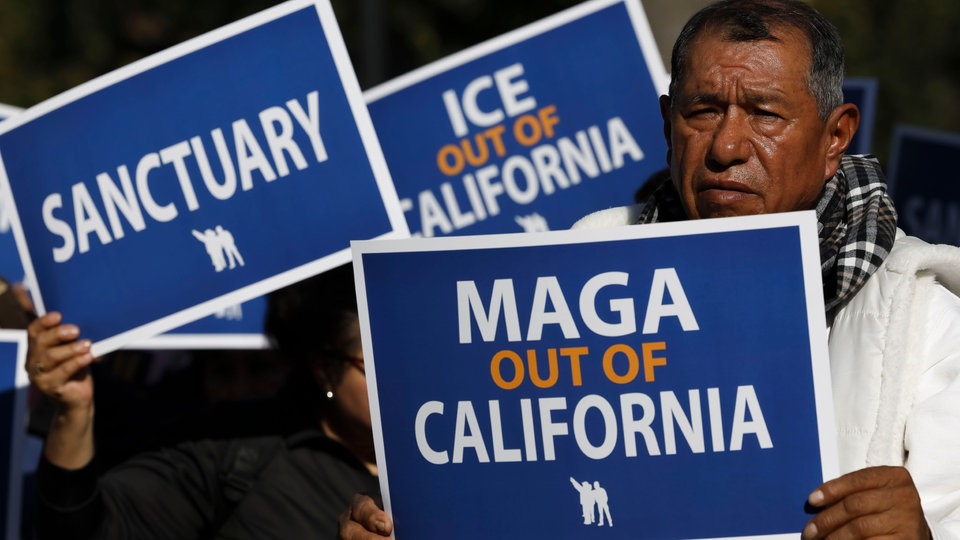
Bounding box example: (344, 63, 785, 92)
(668, 0, 845, 120)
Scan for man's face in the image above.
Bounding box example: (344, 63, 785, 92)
(663, 26, 838, 219)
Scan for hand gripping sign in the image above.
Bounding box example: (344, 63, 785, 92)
(364, 0, 670, 238)
(353, 211, 838, 539)
(0, 0, 407, 356)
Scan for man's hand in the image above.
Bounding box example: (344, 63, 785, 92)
(339, 494, 393, 539)
(27, 312, 94, 411)
(27, 312, 96, 469)
(802, 466, 931, 540)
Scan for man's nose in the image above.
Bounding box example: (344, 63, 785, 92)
(708, 110, 750, 168)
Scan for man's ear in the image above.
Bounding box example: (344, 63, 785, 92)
(823, 103, 859, 179)
(659, 95, 673, 167)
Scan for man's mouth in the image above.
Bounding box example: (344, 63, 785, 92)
(698, 178, 753, 194)
(695, 178, 757, 211)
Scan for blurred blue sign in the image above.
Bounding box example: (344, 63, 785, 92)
(888, 125, 960, 246)
(0, 0, 406, 356)
(843, 77, 878, 156)
(126, 295, 269, 350)
(364, 0, 669, 237)
(0, 105, 24, 285)
(354, 211, 837, 539)
(0, 330, 27, 540)
(0, 189, 24, 286)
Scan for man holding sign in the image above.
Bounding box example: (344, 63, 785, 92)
(341, 0, 960, 538)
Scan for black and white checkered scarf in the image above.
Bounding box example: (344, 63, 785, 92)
(635, 155, 898, 317)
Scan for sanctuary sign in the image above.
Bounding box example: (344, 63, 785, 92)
(0, 0, 406, 356)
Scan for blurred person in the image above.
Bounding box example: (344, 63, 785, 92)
(339, 1, 960, 538)
(28, 263, 381, 539)
(94, 348, 298, 463)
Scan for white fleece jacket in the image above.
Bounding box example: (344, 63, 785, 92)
(573, 206, 960, 539)
(829, 231, 960, 539)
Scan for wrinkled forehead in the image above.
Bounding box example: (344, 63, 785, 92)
(681, 23, 812, 86)
(694, 21, 812, 67)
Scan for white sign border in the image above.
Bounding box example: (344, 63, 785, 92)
(125, 333, 270, 350)
(0, 0, 409, 358)
(353, 210, 838, 540)
(0, 105, 22, 122)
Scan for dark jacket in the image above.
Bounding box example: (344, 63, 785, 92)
(35, 430, 380, 539)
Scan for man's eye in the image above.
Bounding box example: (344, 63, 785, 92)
(756, 109, 781, 118)
(686, 108, 715, 118)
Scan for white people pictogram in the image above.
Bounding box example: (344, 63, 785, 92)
(569, 477, 613, 528)
(192, 225, 245, 272)
(214, 303, 243, 321)
(514, 212, 550, 232)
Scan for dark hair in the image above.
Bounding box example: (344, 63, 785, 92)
(264, 262, 358, 379)
(669, 0, 844, 120)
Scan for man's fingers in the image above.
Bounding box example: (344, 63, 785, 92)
(351, 494, 391, 534)
(34, 324, 81, 351)
(37, 338, 90, 365)
(339, 494, 392, 539)
(26, 316, 82, 377)
(29, 338, 90, 380)
(27, 316, 77, 357)
(805, 513, 898, 540)
(338, 512, 379, 540)
(809, 466, 911, 507)
(29, 340, 93, 400)
(33, 352, 93, 390)
(804, 490, 892, 539)
(803, 467, 928, 540)
(51, 348, 95, 379)
(27, 312, 61, 341)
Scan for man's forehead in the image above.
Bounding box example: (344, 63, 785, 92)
(680, 26, 811, 82)
(680, 86, 791, 107)
(690, 22, 812, 65)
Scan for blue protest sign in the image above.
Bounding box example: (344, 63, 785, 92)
(0, 191, 23, 286)
(0, 330, 27, 540)
(364, 0, 669, 238)
(842, 77, 878, 156)
(887, 125, 960, 246)
(0, 0, 407, 356)
(126, 296, 269, 350)
(1, 102, 267, 349)
(0, 105, 24, 285)
(354, 211, 837, 539)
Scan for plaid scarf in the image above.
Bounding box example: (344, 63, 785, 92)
(635, 155, 898, 316)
